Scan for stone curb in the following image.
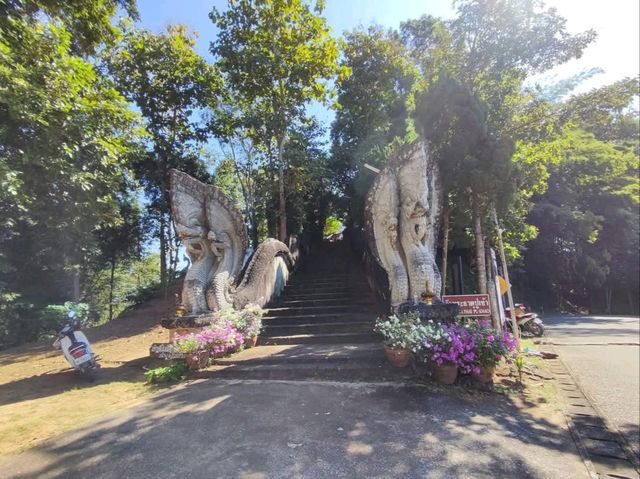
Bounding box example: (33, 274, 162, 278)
(539, 342, 640, 479)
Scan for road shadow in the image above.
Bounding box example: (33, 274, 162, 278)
(0, 357, 162, 407)
(0, 379, 589, 478)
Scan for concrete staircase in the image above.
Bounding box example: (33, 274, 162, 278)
(200, 242, 413, 382)
(259, 242, 379, 345)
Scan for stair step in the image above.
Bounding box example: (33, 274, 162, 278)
(264, 312, 375, 325)
(259, 332, 380, 345)
(263, 321, 374, 336)
(286, 280, 368, 287)
(264, 311, 375, 321)
(279, 292, 359, 301)
(265, 304, 374, 316)
(276, 298, 374, 307)
(283, 286, 371, 294)
(211, 343, 384, 365)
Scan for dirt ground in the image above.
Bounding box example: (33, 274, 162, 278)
(0, 294, 172, 462)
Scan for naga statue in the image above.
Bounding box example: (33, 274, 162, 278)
(169, 169, 294, 316)
(364, 141, 442, 309)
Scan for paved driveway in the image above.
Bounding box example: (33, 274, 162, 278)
(546, 315, 640, 459)
(0, 379, 589, 479)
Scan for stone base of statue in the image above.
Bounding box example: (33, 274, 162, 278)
(396, 300, 459, 324)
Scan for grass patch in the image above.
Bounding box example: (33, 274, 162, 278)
(0, 377, 154, 462)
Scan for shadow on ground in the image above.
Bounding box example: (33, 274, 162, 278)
(0, 357, 162, 407)
(0, 379, 589, 479)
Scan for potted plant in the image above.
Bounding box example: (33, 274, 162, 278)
(172, 332, 209, 370)
(468, 321, 517, 383)
(419, 323, 476, 384)
(199, 318, 240, 357)
(374, 313, 424, 367)
(237, 304, 264, 347)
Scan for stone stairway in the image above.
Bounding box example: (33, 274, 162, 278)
(199, 241, 413, 382)
(259, 242, 379, 345)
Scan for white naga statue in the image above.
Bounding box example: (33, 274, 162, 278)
(364, 141, 442, 308)
(170, 169, 294, 315)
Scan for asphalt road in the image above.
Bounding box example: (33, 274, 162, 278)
(0, 379, 589, 478)
(545, 315, 640, 460)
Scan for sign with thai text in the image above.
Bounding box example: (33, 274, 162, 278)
(442, 294, 491, 317)
(149, 343, 185, 360)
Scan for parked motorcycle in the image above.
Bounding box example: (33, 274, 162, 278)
(53, 311, 99, 381)
(504, 303, 545, 337)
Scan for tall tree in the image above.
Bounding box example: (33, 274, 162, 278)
(0, 8, 142, 344)
(331, 25, 419, 225)
(0, 0, 138, 55)
(525, 128, 639, 312)
(105, 24, 220, 287)
(95, 196, 145, 321)
(404, 0, 595, 295)
(210, 0, 342, 241)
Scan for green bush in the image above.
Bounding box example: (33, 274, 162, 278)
(144, 362, 188, 384)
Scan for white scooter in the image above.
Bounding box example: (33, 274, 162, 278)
(53, 311, 99, 381)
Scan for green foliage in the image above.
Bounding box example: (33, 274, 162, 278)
(0, 10, 144, 347)
(211, 0, 343, 240)
(331, 25, 419, 223)
(323, 216, 343, 237)
(561, 77, 639, 147)
(144, 362, 188, 384)
(374, 312, 428, 352)
(0, 0, 138, 55)
(105, 22, 218, 285)
(524, 128, 639, 312)
(84, 254, 161, 324)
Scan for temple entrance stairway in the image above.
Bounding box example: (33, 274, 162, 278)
(200, 241, 413, 382)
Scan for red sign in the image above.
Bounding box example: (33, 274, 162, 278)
(442, 294, 491, 317)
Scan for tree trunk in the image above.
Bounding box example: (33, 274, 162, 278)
(72, 269, 81, 302)
(167, 217, 174, 279)
(172, 220, 179, 273)
(472, 194, 487, 294)
(159, 212, 167, 296)
(486, 246, 500, 329)
(108, 257, 116, 322)
(277, 134, 287, 242)
(440, 204, 450, 295)
(627, 285, 636, 315)
(605, 286, 612, 314)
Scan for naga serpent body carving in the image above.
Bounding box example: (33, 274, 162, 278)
(364, 141, 442, 308)
(170, 170, 294, 315)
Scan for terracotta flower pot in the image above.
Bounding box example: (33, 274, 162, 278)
(383, 346, 411, 367)
(245, 335, 258, 348)
(185, 350, 209, 370)
(432, 363, 458, 384)
(472, 366, 495, 383)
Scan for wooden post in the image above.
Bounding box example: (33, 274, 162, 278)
(491, 205, 520, 350)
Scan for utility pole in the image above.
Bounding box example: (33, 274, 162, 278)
(491, 205, 520, 350)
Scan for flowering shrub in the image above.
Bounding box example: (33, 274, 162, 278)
(171, 332, 207, 354)
(374, 313, 429, 351)
(420, 323, 477, 373)
(198, 319, 243, 356)
(467, 321, 517, 369)
(418, 320, 518, 374)
(210, 305, 264, 339)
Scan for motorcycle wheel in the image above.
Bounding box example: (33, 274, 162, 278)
(525, 321, 544, 337)
(79, 366, 96, 383)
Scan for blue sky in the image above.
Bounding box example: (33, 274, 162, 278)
(135, 0, 639, 102)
